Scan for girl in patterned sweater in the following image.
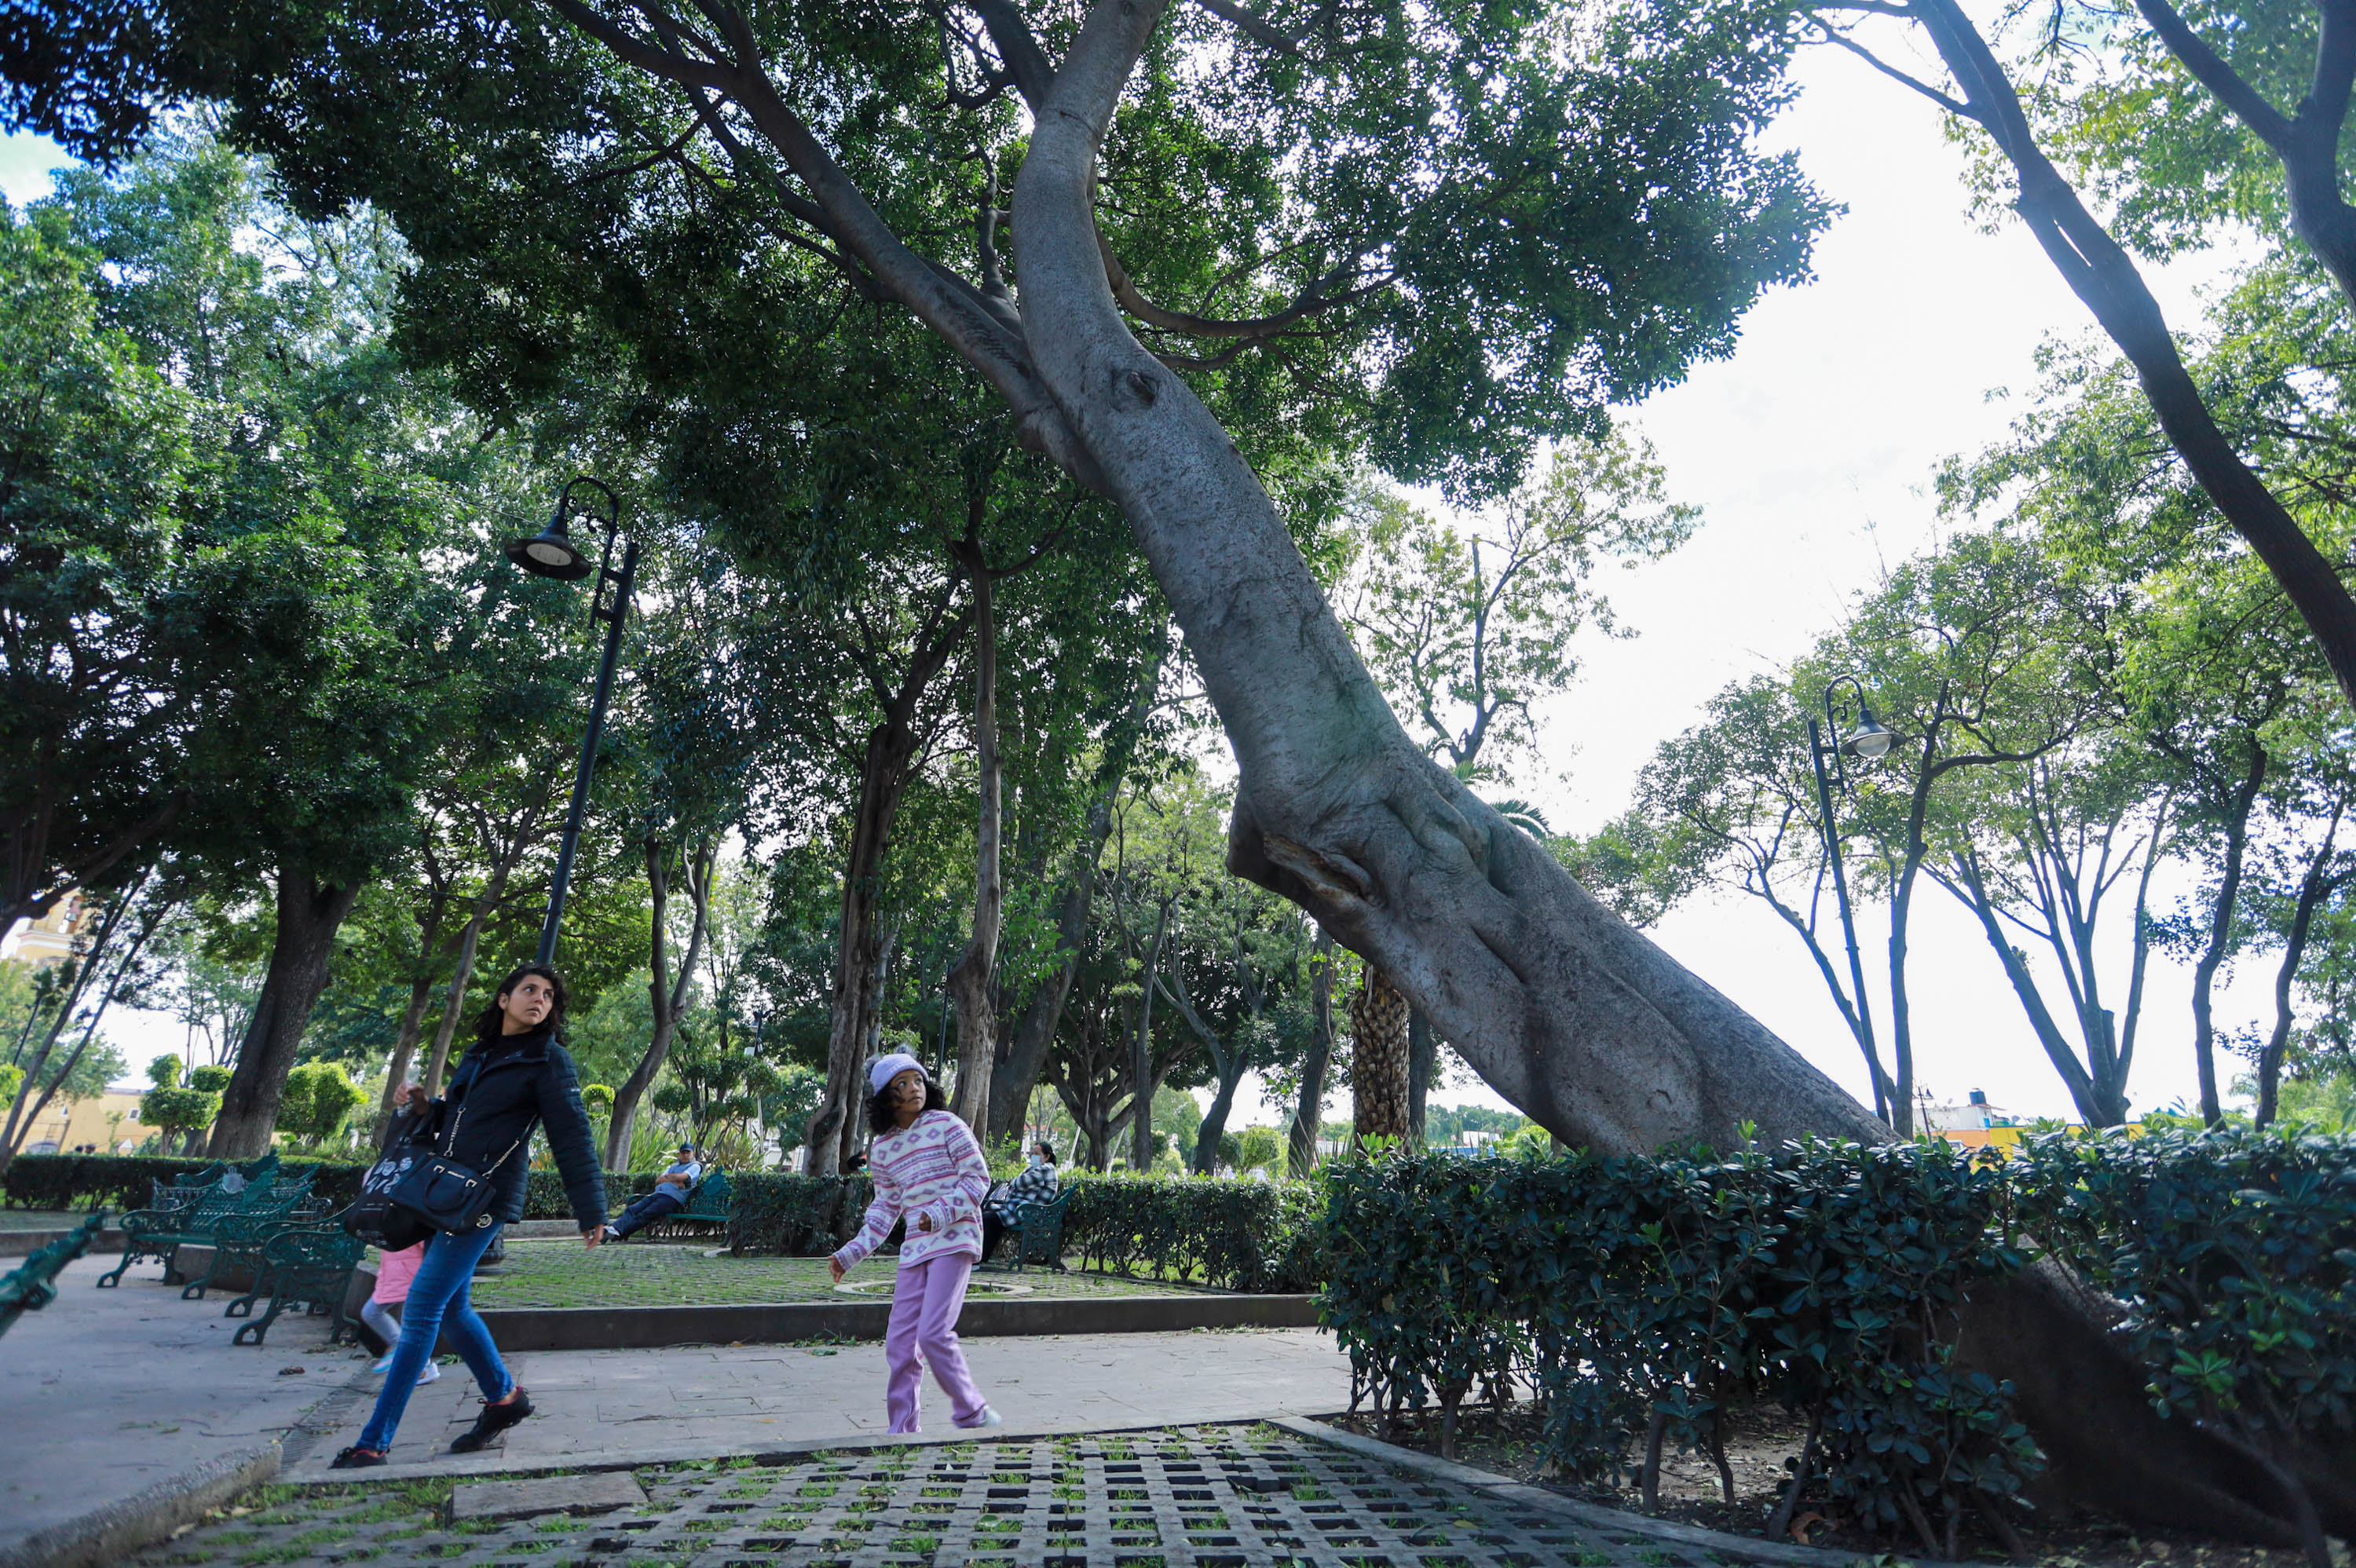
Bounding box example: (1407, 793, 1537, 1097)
(829, 1053, 1003, 1434)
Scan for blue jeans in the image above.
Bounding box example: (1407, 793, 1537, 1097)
(357, 1222, 510, 1453)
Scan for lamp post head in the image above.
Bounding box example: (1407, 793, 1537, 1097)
(503, 515, 594, 581)
(505, 477, 620, 583)
(1840, 704, 1898, 762)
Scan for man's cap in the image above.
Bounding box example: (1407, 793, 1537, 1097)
(869, 1052, 925, 1095)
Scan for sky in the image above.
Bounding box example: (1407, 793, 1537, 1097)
(0, 35, 2285, 1128)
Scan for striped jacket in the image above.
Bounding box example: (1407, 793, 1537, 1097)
(834, 1109, 991, 1271)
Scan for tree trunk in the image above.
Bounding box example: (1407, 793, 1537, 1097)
(1016, 9, 1889, 1158)
(420, 867, 510, 1097)
(379, 859, 456, 1120)
(207, 868, 362, 1157)
(2256, 800, 2343, 1128)
(607, 835, 717, 1169)
(986, 645, 1158, 1142)
(805, 722, 919, 1175)
(989, 795, 1107, 1142)
(0, 879, 134, 1168)
(1407, 1007, 1434, 1144)
(2192, 736, 2268, 1126)
(1157, 959, 1242, 1174)
(1348, 967, 1410, 1143)
(949, 542, 1003, 1136)
(1128, 900, 1169, 1171)
(1288, 927, 1334, 1176)
(14, 904, 160, 1146)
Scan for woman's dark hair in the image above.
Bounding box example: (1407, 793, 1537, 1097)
(1034, 1141, 1056, 1164)
(471, 963, 570, 1045)
(865, 1069, 949, 1136)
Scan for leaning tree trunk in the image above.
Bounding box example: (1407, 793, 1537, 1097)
(1348, 968, 1410, 1144)
(207, 868, 362, 1157)
(949, 547, 1004, 1137)
(1008, 4, 2356, 1537)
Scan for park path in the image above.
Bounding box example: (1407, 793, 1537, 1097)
(0, 1253, 1356, 1557)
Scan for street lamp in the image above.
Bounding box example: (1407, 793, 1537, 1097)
(506, 477, 637, 966)
(1806, 674, 1904, 1123)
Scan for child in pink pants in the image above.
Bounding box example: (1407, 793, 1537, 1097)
(829, 1053, 1000, 1435)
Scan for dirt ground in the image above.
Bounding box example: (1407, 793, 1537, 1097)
(1330, 1401, 2350, 1568)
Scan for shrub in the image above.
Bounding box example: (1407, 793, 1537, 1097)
(726, 1173, 876, 1255)
(0, 1152, 375, 1211)
(1063, 1172, 1324, 1292)
(188, 1065, 234, 1095)
(276, 1062, 364, 1150)
(2014, 1126, 2356, 1568)
(1319, 1140, 2040, 1551)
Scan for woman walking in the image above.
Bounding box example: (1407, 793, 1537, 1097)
(828, 1054, 1001, 1435)
(331, 963, 606, 1468)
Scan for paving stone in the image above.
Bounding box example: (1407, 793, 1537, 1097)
(448, 1471, 648, 1523)
(130, 1423, 1821, 1568)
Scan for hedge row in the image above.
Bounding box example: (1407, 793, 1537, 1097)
(722, 1170, 1323, 1292)
(3, 1153, 668, 1222)
(1319, 1128, 2356, 1557)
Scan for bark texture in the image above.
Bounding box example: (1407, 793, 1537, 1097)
(207, 869, 361, 1157)
(1288, 928, 1335, 1175)
(1348, 967, 1410, 1142)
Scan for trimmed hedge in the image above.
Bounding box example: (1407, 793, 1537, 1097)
(723, 1169, 1323, 1291)
(5, 1152, 668, 1223)
(1063, 1174, 1323, 1292)
(727, 1173, 878, 1256)
(1319, 1140, 2039, 1549)
(2013, 1126, 2355, 1561)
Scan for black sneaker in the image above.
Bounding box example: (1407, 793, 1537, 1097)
(449, 1389, 533, 1453)
(329, 1446, 386, 1469)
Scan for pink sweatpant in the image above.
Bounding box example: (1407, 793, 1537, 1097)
(885, 1253, 987, 1434)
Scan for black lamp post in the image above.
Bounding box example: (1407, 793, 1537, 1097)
(1805, 674, 1901, 1123)
(507, 477, 636, 966)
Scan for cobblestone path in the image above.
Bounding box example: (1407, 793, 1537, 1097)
(134, 1424, 1816, 1568)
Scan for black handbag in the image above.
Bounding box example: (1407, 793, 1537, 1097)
(346, 1115, 434, 1251)
(348, 1067, 521, 1242)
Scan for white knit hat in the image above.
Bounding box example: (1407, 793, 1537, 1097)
(868, 1052, 925, 1095)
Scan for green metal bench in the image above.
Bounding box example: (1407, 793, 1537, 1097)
(1005, 1188, 1073, 1274)
(97, 1170, 304, 1288)
(646, 1168, 733, 1237)
(184, 1188, 333, 1300)
(0, 1213, 108, 1339)
(229, 1224, 365, 1347)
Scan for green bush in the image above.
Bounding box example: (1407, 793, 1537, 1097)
(719, 1169, 1323, 1288)
(1319, 1141, 2040, 1549)
(1063, 1173, 1324, 1291)
(187, 1065, 234, 1095)
(726, 1173, 876, 1255)
(2014, 1125, 2356, 1562)
(1, 1152, 375, 1211)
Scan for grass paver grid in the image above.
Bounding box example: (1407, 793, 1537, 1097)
(133, 1424, 1800, 1568)
(471, 1245, 1209, 1310)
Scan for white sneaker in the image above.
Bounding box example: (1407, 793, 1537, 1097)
(416, 1361, 440, 1387)
(961, 1406, 1003, 1430)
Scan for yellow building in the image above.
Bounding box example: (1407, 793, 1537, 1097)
(3, 891, 93, 970)
(16, 1088, 147, 1155)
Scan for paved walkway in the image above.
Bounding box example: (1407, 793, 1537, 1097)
(1, 1253, 1357, 1558)
(281, 1322, 1356, 1478)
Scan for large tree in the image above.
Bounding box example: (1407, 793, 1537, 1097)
(21, 0, 2342, 1526)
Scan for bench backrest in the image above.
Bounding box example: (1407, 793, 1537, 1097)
(680, 1169, 732, 1214)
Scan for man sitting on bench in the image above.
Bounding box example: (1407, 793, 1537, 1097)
(600, 1145, 704, 1242)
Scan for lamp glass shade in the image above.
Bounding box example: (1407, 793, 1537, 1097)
(504, 523, 594, 582)
(1841, 709, 1897, 761)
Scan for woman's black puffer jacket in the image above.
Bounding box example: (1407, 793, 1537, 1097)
(427, 1025, 605, 1229)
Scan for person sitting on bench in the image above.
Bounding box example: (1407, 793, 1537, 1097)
(981, 1142, 1060, 1262)
(600, 1146, 704, 1241)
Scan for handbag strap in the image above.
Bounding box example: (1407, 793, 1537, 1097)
(440, 1055, 525, 1177)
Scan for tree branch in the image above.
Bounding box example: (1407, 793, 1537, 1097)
(2128, 0, 2294, 151)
